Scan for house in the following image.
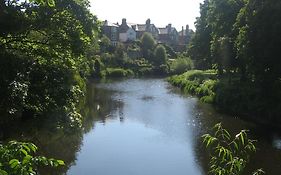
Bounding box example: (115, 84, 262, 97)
(101, 18, 191, 49)
(101, 20, 119, 46)
(158, 24, 179, 47)
(118, 18, 136, 43)
(178, 25, 193, 46)
(132, 19, 159, 40)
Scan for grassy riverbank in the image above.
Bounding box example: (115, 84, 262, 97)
(167, 70, 217, 103)
(168, 70, 281, 127)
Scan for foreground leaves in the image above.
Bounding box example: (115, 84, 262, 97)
(202, 123, 264, 175)
(0, 141, 64, 175)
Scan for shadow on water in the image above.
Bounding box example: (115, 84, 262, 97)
(0, 79, 126, 174)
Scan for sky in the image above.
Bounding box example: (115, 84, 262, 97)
(89, 0, 204, 31)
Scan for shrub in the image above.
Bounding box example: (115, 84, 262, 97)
(202, 123, 265, 175)
(0, 141, 64, 175)
(137, 67, 154, 76)
(170, 57, 194, 74)
(167, 70, 217, 103)
(103, 68, 134, 78)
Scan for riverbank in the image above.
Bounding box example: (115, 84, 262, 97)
(167, 70, 281, 128)
(167, 70, 217, 103)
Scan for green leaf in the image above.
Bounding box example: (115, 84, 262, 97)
(240, 133, 245, 145)
(47, 0, 55, 7)
(233, 142, 238, 151)
(21, 148, 28, 156)
(57, 160, 65, 165)
(28, 143, 37, 152)
(9, 159, 19, 169)
(0, 169, 8, 175)
(23, 155, 32, 164)
(22, 144, 31, 153)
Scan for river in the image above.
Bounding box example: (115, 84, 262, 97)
(3, 78, 281, 174)
(67, 78, 281, 175)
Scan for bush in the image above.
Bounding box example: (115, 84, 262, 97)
(167, 70, 217, 103)
(202, 123, 264, 175)
(137, 67, 154, 76)
(170, 57, 194, 74)
(102, 68, 134, 78)
(214, 80, 265, 117)
(0, 141, 64, 175)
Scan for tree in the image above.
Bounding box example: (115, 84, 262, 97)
(187, 0, 212, 69)
(153, 45, 167, 66)
(234, 0, 281, 119)
(208, 0, 243, 76)
(0, 0, 100, 127)
(186, 0, 281, 123)
(100, 35, 114, 53)
(235, 0, 281, 84)
(141, 32, 156, 62)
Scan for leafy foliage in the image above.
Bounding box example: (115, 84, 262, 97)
(0, 141, 64, 175)
(202, 123, 265, 175)
(102, 68, 134, 78)
(168, 70, 217, 103)
(186, 0, 281, 123)
(153, 45, 167, 66)
(141, 32, 156, 62)
(169, 56, 193, 74)
(0, 0, 100, 127)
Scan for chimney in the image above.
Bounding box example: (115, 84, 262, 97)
(146, 18, 151, 31)
(182, 26, 184, 36)
(132, 25, 136, 30)
(167, 23, 172, 33)
(146, 18, 151, 25)
(122, 18, 127, 25)
(104, 20, 108, 26)
(186, 25, 189, 35)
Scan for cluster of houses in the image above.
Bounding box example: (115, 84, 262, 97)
(102, 18, 194, 51)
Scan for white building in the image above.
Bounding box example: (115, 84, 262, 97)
(118, 18, 136, 42)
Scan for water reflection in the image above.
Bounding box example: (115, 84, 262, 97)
(1, 78, 281, 175)
(67, 79, 205, 175)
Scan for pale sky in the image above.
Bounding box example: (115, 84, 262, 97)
(89, 0, 204, 31)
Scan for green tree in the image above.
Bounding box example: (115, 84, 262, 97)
(234, 0, 281, 119)
(100, 35, 114, 53)
(235, 0, 281, 83)
(141, 32, 156, 62)
(188, 0, 212, 69)
(153, 45, 167, 66)
(0, 0, 100, 127)
(208, 0, 243, 76)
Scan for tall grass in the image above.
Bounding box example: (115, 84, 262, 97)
(167, 70, 217, 103)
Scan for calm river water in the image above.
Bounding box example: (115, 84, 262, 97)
(66, 78, 281, 175)
(3, 78, 281, 174)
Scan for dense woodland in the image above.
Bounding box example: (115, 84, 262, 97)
(171, 0, 281, 126)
